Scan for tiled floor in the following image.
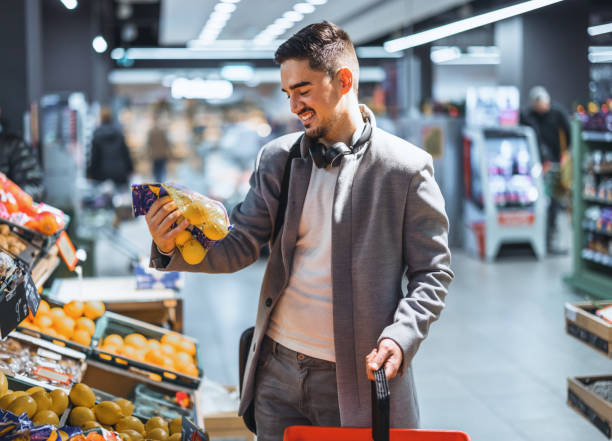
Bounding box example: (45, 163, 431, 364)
(98, 212, 610, 441)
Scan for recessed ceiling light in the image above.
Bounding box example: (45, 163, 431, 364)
(274, 18, 294, 28)
(306, 0, 327, 4)
(221, 0, 241, 3)
(294, 3, 315, 13)
(215, 3, 236, 13)
(283, 11, 303, 22)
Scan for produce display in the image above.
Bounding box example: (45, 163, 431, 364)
(0, 375, 193, 441)
(131, 184, 230, 265)
(0, 225, 27, 257)
(96, 331, 198, 378)
(19, 300, 105, 347)
(0, 337, 83, 388)
(0, 172, 65, 236)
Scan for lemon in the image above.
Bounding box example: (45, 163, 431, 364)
(26, 386, 45, 395)
(69, 406, 95, 427)
(145, 416, 169, 433)
(174, 230, 192, 246)
(146, 428, 169, 441)
(8, 395, 37, 418)
(94, 401, 123, 425)
(30, 391, 52, 412)
(169, 417, 182, 435)
(168, 434, 181, 441)
(49, 389, 69, 415)
(69, 383, 96, 408)
(116, 416, 145, 435)
(0, 373, 7, 396)
(81, 421, 102, 430)
(181, 239, 206, 265)
(122, 429, 144, 441)
(114, 398, 134, 417)
(33, 409, 60, 426)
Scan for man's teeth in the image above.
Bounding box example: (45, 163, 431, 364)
(300, 111, 314, 122)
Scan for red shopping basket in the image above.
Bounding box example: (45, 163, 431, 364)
(283, 369, 470, 441)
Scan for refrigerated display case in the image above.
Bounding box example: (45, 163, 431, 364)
(463, 126, 547, 260)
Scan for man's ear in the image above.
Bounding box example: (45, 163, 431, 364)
(337, 67, 353, 95)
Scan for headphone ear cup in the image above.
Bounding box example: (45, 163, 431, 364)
(309, 142, 327, 168)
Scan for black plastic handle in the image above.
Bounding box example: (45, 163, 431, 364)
(371, 367, 390, 441)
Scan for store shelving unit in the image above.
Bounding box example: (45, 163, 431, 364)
(565, 120, 612, 300)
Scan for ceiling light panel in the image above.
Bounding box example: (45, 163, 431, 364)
(252, 2, 322, 45)
(195, 1, 241, 45)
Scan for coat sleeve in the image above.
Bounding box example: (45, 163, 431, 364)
(378, 155, 453, 370)
(150, 143, 283, 273)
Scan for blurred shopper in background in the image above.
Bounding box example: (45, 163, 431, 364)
(88, 106, 134, 187)
(520, 86, 571, 254)
(146, 112, 172, 182)
(146, 21, 452, 439)
(0, 107, 44, 201)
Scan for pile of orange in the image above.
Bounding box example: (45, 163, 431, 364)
(20, 299, 105, 347)
(98, 331, 198, 378)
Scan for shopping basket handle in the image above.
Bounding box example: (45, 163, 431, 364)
(371, 367, 390, 441)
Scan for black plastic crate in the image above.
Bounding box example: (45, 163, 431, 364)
(91, 312, 202, 389)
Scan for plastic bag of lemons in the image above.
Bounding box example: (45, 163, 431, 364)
(132, 183, 230, 265)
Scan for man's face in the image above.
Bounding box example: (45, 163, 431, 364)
(534, 99, 550, 114)
(280, 58, 342, 140)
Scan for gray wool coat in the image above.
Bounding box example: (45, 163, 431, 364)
(150, 116, 453, 428)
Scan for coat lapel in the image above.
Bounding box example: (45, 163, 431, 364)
(280, 156, 311, 285)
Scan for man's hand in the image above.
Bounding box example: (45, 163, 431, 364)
(145, 196, 189, 254)
(365, 338, 403, 381)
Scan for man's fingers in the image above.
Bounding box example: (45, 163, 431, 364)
(383, 357, 400, 379)
(145, 196, 171, 221)
(151, 200, 178, 226)
(158, 209, 183, 234)
(162, 219, 190, 240)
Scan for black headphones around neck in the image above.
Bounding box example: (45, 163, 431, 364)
(308, 121, 372, 169)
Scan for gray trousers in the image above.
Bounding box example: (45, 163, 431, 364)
(254, 336, 341, 441)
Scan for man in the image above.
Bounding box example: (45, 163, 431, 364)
(0, 108, 44, 201)
(146, 112, 172, 182)
(88, 106, 134, 187)
(146, 22, 452, 440)
(520, 86, 571, 254)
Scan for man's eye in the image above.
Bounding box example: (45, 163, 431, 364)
(300, 90, 310, 96)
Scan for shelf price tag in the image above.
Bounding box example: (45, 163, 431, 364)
(56, 231, 77, 271)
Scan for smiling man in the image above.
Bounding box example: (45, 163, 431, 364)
(146, 21, 453, 441)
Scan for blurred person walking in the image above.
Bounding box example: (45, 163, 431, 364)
(520, 86, 571, 254)
(0, 107, 44, 201)
(88, 106, 134, 187)
(146, 113, 172, 182)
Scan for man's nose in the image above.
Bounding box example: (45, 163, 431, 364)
(290, 95, 302, 114)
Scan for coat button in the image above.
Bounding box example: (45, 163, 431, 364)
(265, 298, 272, 307)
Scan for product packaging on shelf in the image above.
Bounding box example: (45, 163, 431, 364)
(0, 254, 40, 338)
(131, 183, 230, 265)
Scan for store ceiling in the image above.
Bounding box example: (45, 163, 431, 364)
(119, 0, 472, 47)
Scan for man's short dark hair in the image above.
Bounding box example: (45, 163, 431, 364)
(274, 21, 359, 93)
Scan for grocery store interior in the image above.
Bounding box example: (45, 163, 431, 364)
(1, 0, 612, 440)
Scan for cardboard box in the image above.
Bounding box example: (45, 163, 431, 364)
(565, 302, 612, 357)
(568, 375, 612, 438)
(204, 387, 253, 441)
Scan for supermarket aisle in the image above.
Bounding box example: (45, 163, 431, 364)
(180, 246, 606, 441)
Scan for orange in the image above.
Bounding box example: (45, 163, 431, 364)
(160, 357, 174, 371)
(133, 349, 147, 362)
(56, 316, 75, 339)
(72, 329, 91, 346)
(146, 339, 161, 351)
(176, 362, 198, 377)
(49, 307, 65, 325)
(41, 327, 58, 337)
(83, 301, 105, 320)
(124, 333, 147, 348)
(85, 432, 105, 441)
(160, 332, 181, 348)
(181, 239, 205, 265)
(34, 314, 53, 329)
(100, 344, 120, 354)
(120, 345, 137, 359)
(38, 300, 50, 315)
(173, 352, 193, 366)
(63, 300, 84, 319)
(75, 317, 96, 336)
(160, 344, 175, 357)
(20, 321, 40, 331)
(104, 334, 123, 347)
(177, 338, 196, 356)
(144, 349, 165, 366)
